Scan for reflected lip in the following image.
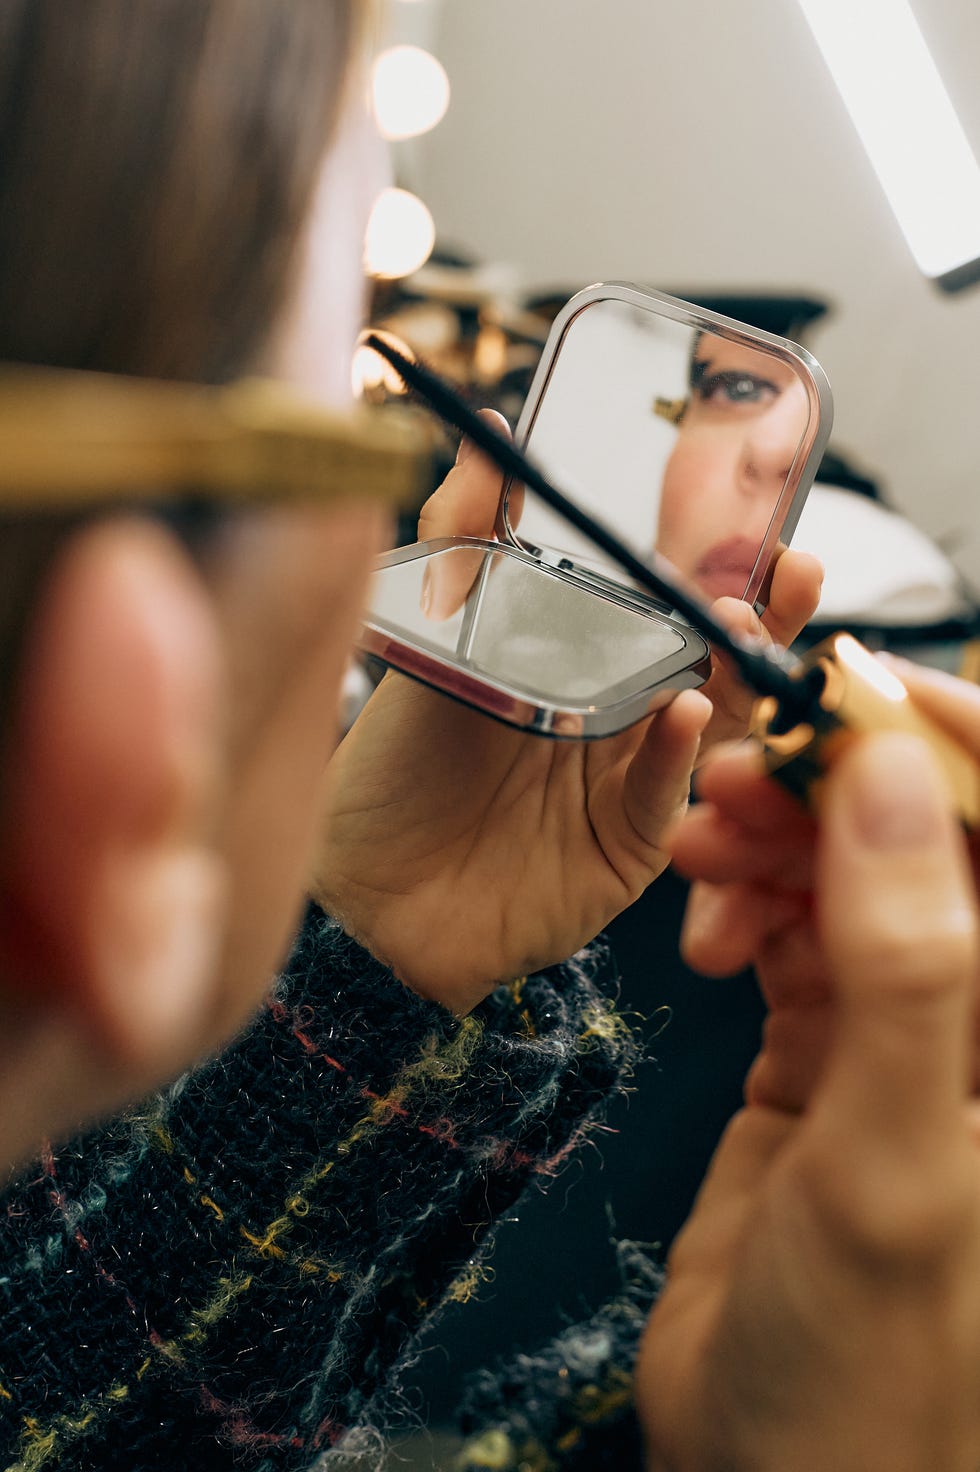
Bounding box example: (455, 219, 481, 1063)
(696, 537, 760, 580)
(694, 538, 760, 600)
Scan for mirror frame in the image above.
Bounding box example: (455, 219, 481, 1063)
(502, 282, 834, 613)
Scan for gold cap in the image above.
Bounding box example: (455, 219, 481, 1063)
(0, 363, 433, 512)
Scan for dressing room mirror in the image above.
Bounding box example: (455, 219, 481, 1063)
(360, 283, 833, 738)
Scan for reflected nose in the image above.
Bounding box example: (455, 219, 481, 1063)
(737, 385, 808, 495)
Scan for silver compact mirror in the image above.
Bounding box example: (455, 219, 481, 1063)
(359, 283, 833, 739)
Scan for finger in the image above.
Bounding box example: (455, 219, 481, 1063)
(417, 408, 510, 542)
(753, 909, 828, 1009)
(671, 805, 814, 890)
(698, 598, 776, 748)
(669, 1104, 797, 1275)
(680, 878, 804, 976)
(669, 803, 751, 884)
(708, 568, 805, 661)
(694, 742, 811, 837)
(813, 733, 979, 1155)
(695, 550, 822, 755)
(745, 1000, 833, 1113)
(670, 761, 816, 890)
(743, 911, 835, 1114)
(759, 547, 824, 648)
(879, 654, 980, 760)
(416, 409, 509, 620)
(614, 690, 712, 875)
(663, 1106, 797, 1302)
(671, 735, 817, 891)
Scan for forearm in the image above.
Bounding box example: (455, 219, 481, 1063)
(0, 908, 636, 1469)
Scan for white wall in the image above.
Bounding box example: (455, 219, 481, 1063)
(407, 0, 980, 591)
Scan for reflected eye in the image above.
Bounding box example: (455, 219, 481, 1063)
(693, 369, 779, 412)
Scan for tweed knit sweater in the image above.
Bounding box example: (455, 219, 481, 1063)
(0, 909, 642, 1471)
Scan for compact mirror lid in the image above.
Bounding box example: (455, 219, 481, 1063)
(503, 283, 833, 610)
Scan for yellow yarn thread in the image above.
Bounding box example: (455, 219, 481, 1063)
(453, 1429, 514, 1469)
(447, 1261, 494, 1305)
(577, 1002, 630, 1050)
(11, 1019, 487, 1467)
(574, 1367, 633, 1424)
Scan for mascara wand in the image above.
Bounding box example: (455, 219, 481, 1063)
(364, 331, 823, 727)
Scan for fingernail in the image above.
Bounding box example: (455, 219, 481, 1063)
(849, 735, 947, 848)
(456, 409, 511, 466)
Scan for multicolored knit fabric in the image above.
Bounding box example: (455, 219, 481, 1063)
(455, 1241, 662, 1472)
(0, 909, 637, 1471)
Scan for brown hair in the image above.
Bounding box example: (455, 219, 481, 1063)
(0, 0, 364, 712)
(0, 0, 363, 382)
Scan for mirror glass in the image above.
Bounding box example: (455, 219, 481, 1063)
(368, 541, 696, 708)
(507, 296, 816, 605)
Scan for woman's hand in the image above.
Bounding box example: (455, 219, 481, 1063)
(312, 432, 821, 1014)
(637, 671, 980, 1472)
(673, 658, 980, 1111)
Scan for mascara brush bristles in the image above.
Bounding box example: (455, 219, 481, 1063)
(364, 331, 812, 721)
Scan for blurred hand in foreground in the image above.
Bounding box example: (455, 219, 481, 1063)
(638, 669, 980, 1472)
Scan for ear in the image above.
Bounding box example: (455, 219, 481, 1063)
(0, 519, 226, 1072)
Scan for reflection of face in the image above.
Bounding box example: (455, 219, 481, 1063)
(656, 335, 809, 602)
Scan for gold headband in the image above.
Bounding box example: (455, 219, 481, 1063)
(0, 363, 432, 512)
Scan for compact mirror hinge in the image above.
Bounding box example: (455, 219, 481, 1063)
(523, 542, 676, 621)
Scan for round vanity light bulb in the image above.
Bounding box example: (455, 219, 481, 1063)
(363, 187, 436, 279)
(372, 45, 450, 141)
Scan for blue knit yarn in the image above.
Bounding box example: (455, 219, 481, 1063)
(0, 911, 637, 1471)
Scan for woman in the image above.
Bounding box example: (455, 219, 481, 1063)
(0, 0, 820, 1168)
(0, 0, 814, 1458)
(0, 3, 975, 1470)
(656, 333, 810, 601)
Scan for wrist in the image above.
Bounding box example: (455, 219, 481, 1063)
(307, 880, 503, 1016)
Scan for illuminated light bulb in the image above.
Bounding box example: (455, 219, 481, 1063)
(363, 187, 435, 279)
(351, 331, 414, 398)
(797, 0, 980, 288)
(372, 45, 450, 141)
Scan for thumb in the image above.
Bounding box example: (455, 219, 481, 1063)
(612, 690, 712, 881)
(416, 409, 509, 620)
(813, 733, 978, 1153)
(417, 408, 510, 543)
